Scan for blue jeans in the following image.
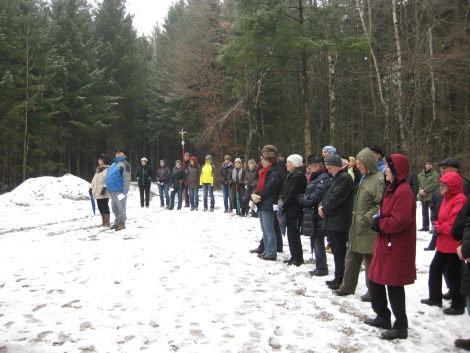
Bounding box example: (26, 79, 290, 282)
(313, 229, 328, 271)
(202, 183, 214, 210)
(169, 187, 183, 209)
(157, 182, 170, 206)
(189, 188, 199, 208)
(221, 183, 230, 211)
(110, 191, 127, 225)
(259, 211, 276, 258)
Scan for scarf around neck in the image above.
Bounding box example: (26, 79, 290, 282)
(256, 167, 268, 193)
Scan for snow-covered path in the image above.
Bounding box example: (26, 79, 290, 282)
(0, 176, 467, 352)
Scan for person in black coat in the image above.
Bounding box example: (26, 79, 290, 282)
(280, 154, 307, 266)
(318, 154, 355, 289)
(406, 171, 419, 201)
(299, 154, 331, 276)
(455, 219, 470, 350)
(136, 157, 154, 208)
(169, 160, 186, 210)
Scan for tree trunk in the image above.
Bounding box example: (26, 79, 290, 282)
(299, 0, 312, 156)
(328, 52, 336, 146)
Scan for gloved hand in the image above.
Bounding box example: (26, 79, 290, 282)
(371, 217, 381, 232)
(431, 225, 439, 237)
(297, 194, 304, 205)
(148, 177, 152, 181)
(158, 178, 163, 183)
(137, 177, 140, 182)
(100, 187, 107, 195)
(278, 199, 283, 208)
(251, 194, 261, 203)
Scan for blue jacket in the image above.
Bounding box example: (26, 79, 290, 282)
(106, 156, 131, 193)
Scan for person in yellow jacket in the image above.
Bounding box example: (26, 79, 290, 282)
(200, 155, 216, 211)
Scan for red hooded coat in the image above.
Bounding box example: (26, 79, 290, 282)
(433, 172, 467, 254)
(369, 154, 417, 286)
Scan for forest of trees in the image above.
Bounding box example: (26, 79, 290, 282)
(1, 0, 469, 190)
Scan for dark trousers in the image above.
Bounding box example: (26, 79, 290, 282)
(421, 200, 430, 229)
(329, 230, 348, 282)
(138, 184, 151, 207)
(429, 251, 464, 309)
(369, 280, 408, 329)
(286, 225, 303, 261)
(259, 212, 283, 252)
(97, 198, 110, 214)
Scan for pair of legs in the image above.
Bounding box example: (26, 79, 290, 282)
(221, 183, 231, 211)
(169, 187, 183, 210)
(157, 183, 170, 206)
(369, 279, 408, 330)
(258, 214, 283, 252)
(286, 225, 303, 263)
(311, 229, 328, 271)
(339, 250, 372, 294)
(420, 200, 430, 230)
(110, 191, 127, 225)
(428, 251, 464, 309)
(184, 185, 189, 207)
(202, 183, 214, 210)
(259, 211, 277, 258)
(189, 188, 199, 209)
(138, 183, 151, 207)
(329, 230, 348, 283)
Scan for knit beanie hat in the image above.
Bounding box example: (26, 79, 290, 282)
(324, 154, 343, 167)
(160, 159, 166, 164)
(205, 155, 212, 160)
(224, 155, 231, 160)
(234, 158, 242, 163)
(184, 152, 190, 157)
(190, 156, 197, 162)
(175, 160, 181, 165)
(322, 145, 336, 154)
(287, 154, 303, 168)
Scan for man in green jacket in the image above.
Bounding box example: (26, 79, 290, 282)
(333, 147, 384, 301)
(417, 159, 440, 231)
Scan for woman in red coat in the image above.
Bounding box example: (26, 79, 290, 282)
(421, 171, 467, 314)
(365, 154, 416, 340)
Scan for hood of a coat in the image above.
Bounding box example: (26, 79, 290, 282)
(388, 154, 409, 184)
(356, 148, 378, 176)
(439, 171, 463, 197)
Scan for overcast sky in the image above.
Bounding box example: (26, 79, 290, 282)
(126, 0, 176, 36)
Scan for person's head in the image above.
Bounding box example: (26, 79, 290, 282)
(248, 159, 256, 170)
(322, 145, 336, 160)
(341, 156, 349, 167)
(356, 159, 366, 175)
(224, 155, 231, 163)
(141, 157, 147, 166)
(115, 148, 127, 158)
(439, 171, 463, 197)
(97, 153, 109, 166)
(438, 158, 460, 176)
(261, 145, 277, 158)
(261, 154, 277, 168)
(190, 156, 197, 166)
(160, 159, 166, 167)
(306, 154, 322, 171)
(205, 155, 212, 163)
(175, 160, 181, 168)
(184, 152, 190, 161)
(425, 159, 433, 171)
(278, 152, 286, 161)
(348, 156, 356, 169)
(369, 145, 384, 162)
(383, 154, 409, 185)
(234, 158, 242, 167)
(324, 154, 343, 176)
(286, 154, 303, 172)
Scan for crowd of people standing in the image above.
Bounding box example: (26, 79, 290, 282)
(89, 144, 470, 347)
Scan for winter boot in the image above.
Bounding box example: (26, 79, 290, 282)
(115, 221, 126, 231)
(103, 214, 110, 227)
(110, 223, 119, 230)
(99, 213, 105, 227)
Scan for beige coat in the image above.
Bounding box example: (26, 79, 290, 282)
(91, 165, 111, 199)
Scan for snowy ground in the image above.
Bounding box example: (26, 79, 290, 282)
(0, 174, 468, 353)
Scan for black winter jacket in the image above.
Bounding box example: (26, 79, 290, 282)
(254, 166, 281, 212)
(156, 166, 171, 183)
(169, 167, 185, 189)
(460, 219, 470, 295)
(283, 167, 307, 227)
(136, 165, 154, 186)
(320, 167, 355, 233)
(300, 168, 331, 236)
(220, 163, 234, 185)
